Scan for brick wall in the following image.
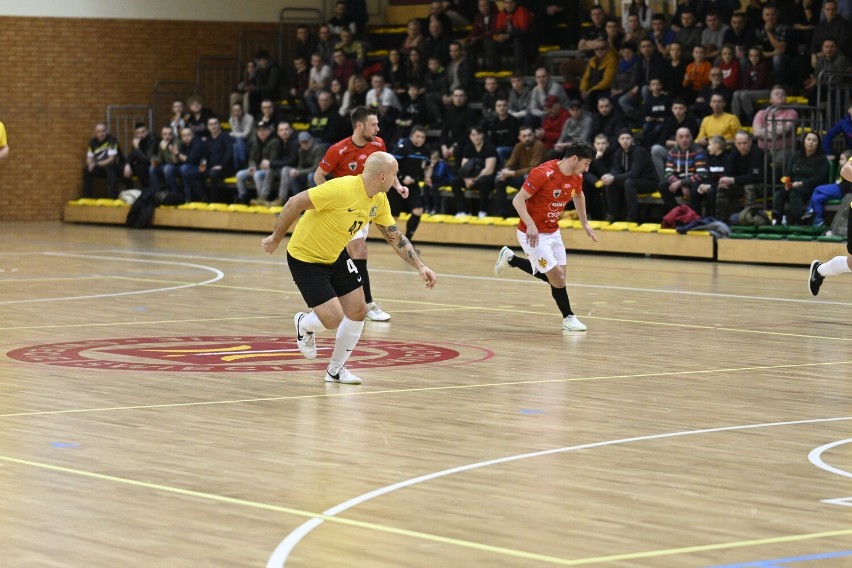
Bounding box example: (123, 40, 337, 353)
(0, 17, 278, 221)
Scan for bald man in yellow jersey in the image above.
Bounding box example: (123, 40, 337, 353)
(809, 156, 852, 296)
(262, 152, 437, 384)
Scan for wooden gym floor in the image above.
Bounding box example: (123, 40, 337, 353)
(1, 221, 851, 568)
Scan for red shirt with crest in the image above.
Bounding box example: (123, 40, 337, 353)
(318, 136, 387, 177)
(519, 159, 583, 234)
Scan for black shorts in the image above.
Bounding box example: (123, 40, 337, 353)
(287, 250, 362, 308)
(388, 183, 424, 216)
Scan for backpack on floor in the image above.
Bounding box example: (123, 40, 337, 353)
(829, 193, 852, 238)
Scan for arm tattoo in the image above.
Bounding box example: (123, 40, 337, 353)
(378, 224, 420, 267)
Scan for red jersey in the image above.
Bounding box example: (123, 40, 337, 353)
(518, 160, 583, 234)
(318, 136, 387, 177)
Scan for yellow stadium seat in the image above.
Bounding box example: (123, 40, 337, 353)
(558, 219, 575, 228)
(495, 217, 520, 226)
(657, 228, 678, 234)
(629, 223, 661, 233)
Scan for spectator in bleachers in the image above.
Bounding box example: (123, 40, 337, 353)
(391, 126, 432, 240)
(336, 29, 366, 70)
(753, 4, 791, 84)
(328, 1, 357, 39)
(789, 0, 818, 53)
(751, 85, 798, 168)
(122, 122, 156, 189)
(538, 95, 570, 151)
(381, 49, 408, 96)
(230, 60, 257, 113)
(581, 133, 612, 219)
(579, 45, 618, 109)
(402, 18, 426, 55)
(623, 0, 653, 30)
(491, 0, 535, 75)
(694, 67, 732, 118)
(701, 12, 728, 60)
(716, 130, 764, 218)
(316, 25, 336, 65)
(395, 82, 430, 139)
(640, 77, 671, 145)
(609, 41, 639, 110)
(480, 76, 505, 121)
(366, 74, 402, 139)
(599, 129, 658, 222)
(589, 96, 628, 145)
(803, 38, 852, 106)
(683, 45, 712, 103)
(404, 47, 427, 86)
(286, 56, 310, 116)
(186, 96, 215, 140)
(802, 149, 852, 226)
(258, 98, 280, 130)
(507, 73, 533, 122)
(703, 0, 739, 27)
(440, 41, 477, 108)
(331, 49, 358, 89)
(149, 126, 177, 194)
(82, 123, 122, 198)
(745, 0, 765, 34)
(329, 78, 345, 108)
(423, 55, 449, 124)
(722, 13, 754, 67)
(423, 17, 452, 66)
(731, 46, 771, 124)
(440, 88, 477, 160)
(772, 131, 830, 224)
(659, 127, 709, 213)
(348, 0, 369, 36)
(689, 134, 727, 215)
(309, 90, 346, 144)
(578, 5, 608, 53)
(551, 99, 592, 155)
(255, 122, 297, 206)
(650, 13, 676, 58)
(537, 0, 579, 49)
(618, 38, 665, 120)
(465, 0, 497, 69)
(200, 117, 234, 203)
(651, 98, 699, 177)
(662, 41, 688, 101)
(529, 67, 569, 127)
(229, 102, 255, 171)
(623, 14, 650, 46)
(716, 44, 742, 91)
(485, 97, 521, 162)
(278, 132, 325, 203)
(235, 121, 275, 204)
(823, 101, 852, 156)
(495, 125, 544, 217)
(305, 53, 333, 116)
(294, 25, 319, 63)
(603, 17, 625, 51)
(169, 100, 188, 138)
(339, 73, 367, 117)
(165, 127, 204, 203)
(696, 93, 741, 146)
(249, 51, 282, 118)
(674, 9, 703, 54)
(810, 0, 850, 61)
(671, 0, 703, 31)
(425, 0, 455, 35)
(450, 125, 498, 217)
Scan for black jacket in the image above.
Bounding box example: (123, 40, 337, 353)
(611, 145, 658, 183)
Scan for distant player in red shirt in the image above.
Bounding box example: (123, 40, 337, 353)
(493, 140, 598, 331)
(314, 106, 409, 322)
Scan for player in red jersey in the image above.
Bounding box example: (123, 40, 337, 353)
(313, 106, 409, 321)
(493, 140, 598, 331)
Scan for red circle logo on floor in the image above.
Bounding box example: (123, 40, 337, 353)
(6, 336, 493, 372)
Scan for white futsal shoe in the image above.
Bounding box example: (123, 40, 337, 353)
(562, 315, 587, 332)
(325, 366, 362, 385)
(366, 302, 391, 321)
(494, 246, 514, 276)
(294, 312, 317, 359)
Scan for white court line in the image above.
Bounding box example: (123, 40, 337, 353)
(268, 416, 852, 567)
(809, 438, 852, 479)
(0, 253, 223, 305)
(33, 249, 852, 308)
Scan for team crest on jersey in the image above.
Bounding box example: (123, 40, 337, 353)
(369, 205, 378, 218)
(553, 189, 562, 198)
(538, 258, 548, 269)
(348, 161, 358, 171)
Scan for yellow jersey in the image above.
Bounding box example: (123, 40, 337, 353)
(0, 122, 6, 148)
(287, 175, 395, 264)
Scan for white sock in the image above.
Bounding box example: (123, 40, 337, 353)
(818, 256, 852, 277)
(328, 316, 365, 373)
(300, 311, 326, 335)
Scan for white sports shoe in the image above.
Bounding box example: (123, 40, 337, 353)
(494, 246, 514, 276)
(325, 366, 362, 385)
(562, 315, 587, 332)
(294, 312, 317, 359)
(366, 302, 391, 321)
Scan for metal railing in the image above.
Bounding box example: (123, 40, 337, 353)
(106, 105, 153, 157)
(816, 70, 852, 156)
(152, 80, 198, 131)
(761, 105, 821, 206)
(196, 55, 240, 120)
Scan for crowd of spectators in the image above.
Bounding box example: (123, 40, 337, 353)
(82, 0, 852, 227)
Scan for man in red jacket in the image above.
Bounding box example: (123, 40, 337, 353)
(491, 0, 535, 75)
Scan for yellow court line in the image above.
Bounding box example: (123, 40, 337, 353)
(2, 359, 850, 419)
(0, 454, 579, 566)
(1, 453, 849, 566)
